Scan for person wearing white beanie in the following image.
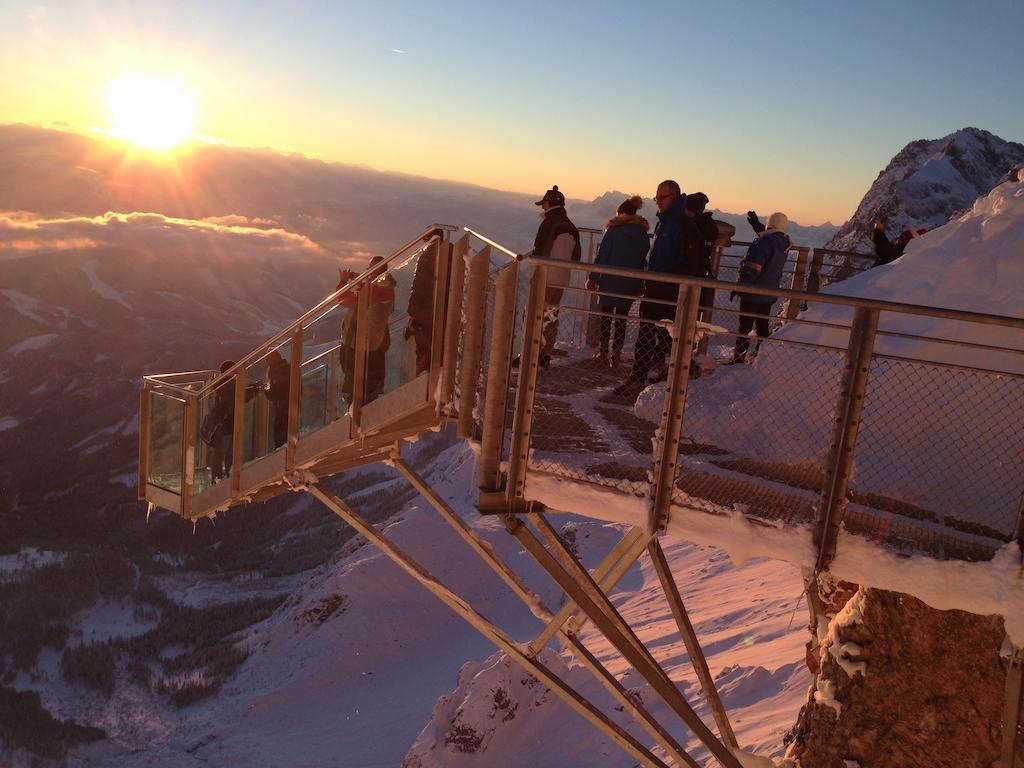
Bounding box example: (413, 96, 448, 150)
(730, 211, 792, 363)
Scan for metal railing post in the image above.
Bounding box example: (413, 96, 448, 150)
(577, 231, 596, 349)
(138, 383, 151, 499)
(255, 390, 269, 457)
(428, 235, 452, 402)
(807, 248, 825, 294)
(649, 284, 702, 535)
(785, 247, 810, 320)
(285, 327, 303, 471)
(440, 234, 469, 408)
(457, 246, 491, 439)
(814, 307, 879, 570)
(506, 263, 548, 502)
(350, 288, 369, 436)
(478, 262, 519, 489)
(230, 371, 246, 497)
(181, 394, 196, 518)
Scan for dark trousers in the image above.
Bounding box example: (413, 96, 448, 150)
(541, 286, 565, 359)
(736, 298, 772, 358)
(341, 347, 387, 404)
(627, 300, 673, 383)
(411, 315, 433, 376)
(209, 434, 233, 480)
(597, 305, 629, 357)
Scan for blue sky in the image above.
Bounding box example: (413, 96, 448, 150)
(2, 0, 1022, 222)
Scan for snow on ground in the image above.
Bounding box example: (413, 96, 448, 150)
(0, 548, 67, 578)
(1, 287, 45, 322)
(82, 259, 132, 308)
(0, 416, 18, 431)
(75, 439, 810, 767)
(6, 332, 57, 355)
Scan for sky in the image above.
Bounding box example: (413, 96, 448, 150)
(1, 0, 1022, 224)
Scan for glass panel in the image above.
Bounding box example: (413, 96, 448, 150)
(194, 374, 241, 494)
(299, 358, 329, 436)
(242, 345, 292, 466)
(147, 390, 184, 493)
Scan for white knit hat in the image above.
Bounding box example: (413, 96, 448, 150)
(766, 212, 788, 232)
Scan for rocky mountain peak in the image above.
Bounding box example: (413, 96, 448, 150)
(826, 127, 1024, 253)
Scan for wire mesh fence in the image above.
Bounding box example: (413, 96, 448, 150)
(498, 256, 1024, 564)
(844, 354, 1024, 558)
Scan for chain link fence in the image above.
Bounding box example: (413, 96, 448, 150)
(498, 258, 1024, 563)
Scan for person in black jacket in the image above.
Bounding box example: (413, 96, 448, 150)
(872, 219, 926, 267)
(533, 185, 581, 368)
(266, 349, 291, 450)
(203, 360, 237, 481)
(683, 192, 718, 311)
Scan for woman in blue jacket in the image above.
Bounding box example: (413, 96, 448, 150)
(587, 195, 649, 368)
(732, 211, 791, 363)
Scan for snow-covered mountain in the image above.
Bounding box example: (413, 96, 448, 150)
(825, 127, 1024, 254)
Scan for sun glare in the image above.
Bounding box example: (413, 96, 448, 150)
(105, 75, 196, 150)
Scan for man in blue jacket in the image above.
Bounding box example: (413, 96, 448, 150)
(731, 212, 791, 363)
(615, 180, 689, 394)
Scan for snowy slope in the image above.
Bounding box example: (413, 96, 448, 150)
(61, 437, 809, 767)
(826, 127, 1024, 254)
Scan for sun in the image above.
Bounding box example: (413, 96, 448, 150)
(105, 75, 196, 150)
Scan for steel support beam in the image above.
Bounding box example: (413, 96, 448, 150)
(529, 526, 649, 656)
(392, 457, 703, 767)
(649, 538, 738, 750)
(477, 259, 517, 488)
(306, 483, 669, 768)
(815, 307, 879, 570)
(512, 512, 742, 768)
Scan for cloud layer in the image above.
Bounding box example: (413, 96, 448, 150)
(0, 210, 325, 259)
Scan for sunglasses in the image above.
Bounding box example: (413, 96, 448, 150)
(654, 193, 676, 202)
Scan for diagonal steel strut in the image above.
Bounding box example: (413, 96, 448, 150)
(391, 458, 702, 767)
(648, 538, 738, 750)
(514, 511, 743, 768)
(306, 483, 670, 768)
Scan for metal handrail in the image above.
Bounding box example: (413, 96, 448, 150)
(463, 227, 524, 261)
(191, 224, 455, 398)
(529, 256, 1024, 330)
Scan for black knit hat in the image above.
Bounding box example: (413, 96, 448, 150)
(685, 192, 709, 215)
(534, 185, 565, 207)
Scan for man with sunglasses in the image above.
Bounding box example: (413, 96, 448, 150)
(615, 179, 689, 395)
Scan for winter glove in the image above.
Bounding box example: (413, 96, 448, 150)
(746, 211, 759, 229)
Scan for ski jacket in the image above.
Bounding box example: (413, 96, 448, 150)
(736, 230, 791, 305)
(647, 194, 689, 275)
(590, 214, 649, 310)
